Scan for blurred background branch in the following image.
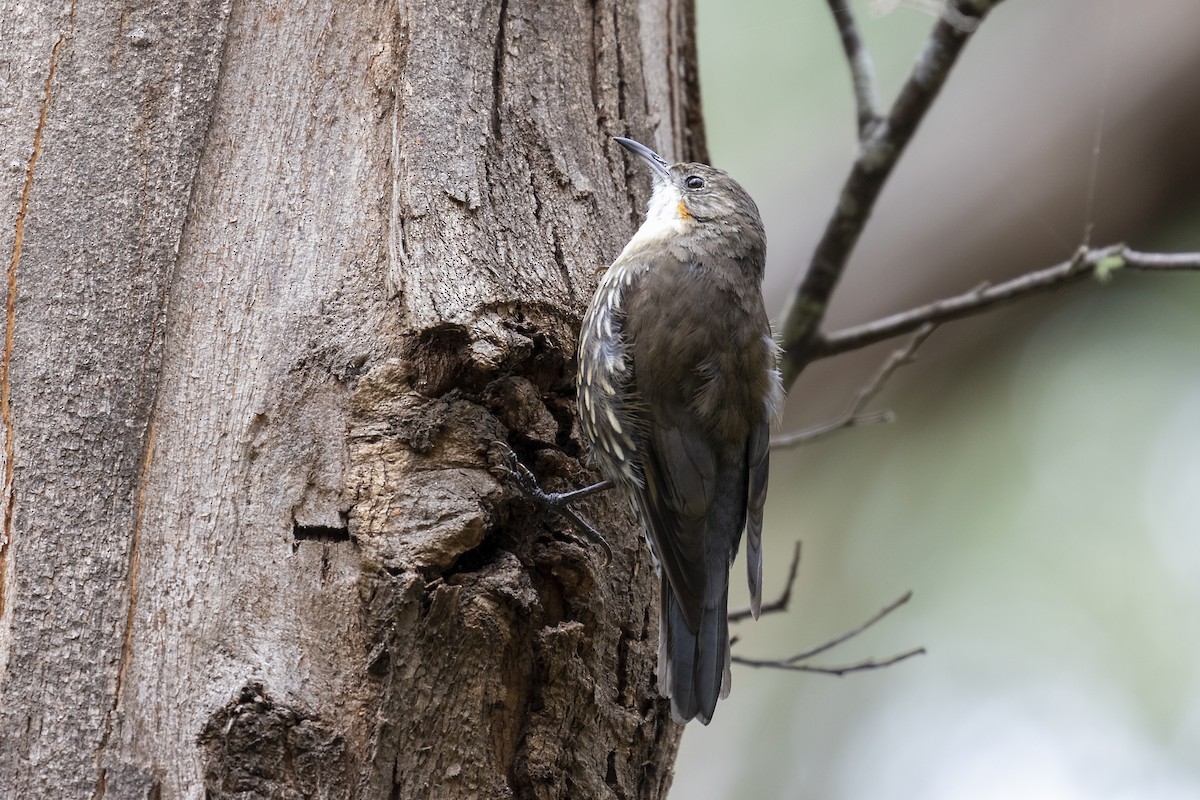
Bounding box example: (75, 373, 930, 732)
(778, 0, 1006, 386)
(781, 0, 1200, 390)
(825, 0, 882, 137)
(817, 245, 1200, 357)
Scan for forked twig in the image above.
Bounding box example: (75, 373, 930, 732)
(734, 647, 926, 677)
(732, 591, 924, 676)
(772, 323, 936, 449)
(778, 0, 1006, 385)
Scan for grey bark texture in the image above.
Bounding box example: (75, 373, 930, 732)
(0, 1, 706, 797)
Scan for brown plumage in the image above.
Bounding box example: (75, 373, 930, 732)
(577, 138, 782, 724)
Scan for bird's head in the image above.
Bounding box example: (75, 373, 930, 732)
(614, 136, 764, 258)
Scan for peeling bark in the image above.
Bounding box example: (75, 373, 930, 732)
(0, 1, 704, 797)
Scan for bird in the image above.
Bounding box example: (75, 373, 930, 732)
(576, 136, 783, 724)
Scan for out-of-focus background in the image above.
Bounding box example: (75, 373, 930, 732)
(673, 1, 1200, 797)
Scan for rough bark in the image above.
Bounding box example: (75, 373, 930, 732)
(0, 1, 705, 797)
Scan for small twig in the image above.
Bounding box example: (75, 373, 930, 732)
(731, 591, 923, 676)
(814, 245, 1200, 359)
(780, 590, 914, 662)
(776, 410, 895, 446)
(772, 323, 936, 449)
(729, 540, 802, 623)
(826, 0, 882, 138)
(778, 0, 1005, 387)
(733, 647, 925, 677)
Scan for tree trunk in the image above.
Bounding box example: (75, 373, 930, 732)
(0, 1, 705, 797)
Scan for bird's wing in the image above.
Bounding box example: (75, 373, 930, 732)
(634, 416, 719, 633)
(745, 420, 770, 618)
(618, 254, 755, 635)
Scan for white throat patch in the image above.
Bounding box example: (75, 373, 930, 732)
(621, 181, 690, 257)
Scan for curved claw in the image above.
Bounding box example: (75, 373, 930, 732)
(488, 441, 615, 565)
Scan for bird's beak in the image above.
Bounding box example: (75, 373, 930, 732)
(614, 137, 671, 182)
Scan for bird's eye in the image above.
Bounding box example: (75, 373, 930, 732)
(684, 175, 705, 190)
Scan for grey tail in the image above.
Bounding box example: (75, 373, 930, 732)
(658, 578, 731, 725)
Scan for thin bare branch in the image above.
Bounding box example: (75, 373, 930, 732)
(779, 590, 914, 663)
(772, 323, 936, 449)
(815, 245, 1200, 359)
(1122, 249, 1200, 270)
(773, 410, 895, 448)
(733, 647, 926, 676)
(730, 540, 802, 623)
(778, 0, 1005, 388)
(732, 591, 923, 675)
(826, 0, 882, 137)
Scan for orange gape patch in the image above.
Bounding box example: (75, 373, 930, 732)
(677, 200, 693, 221)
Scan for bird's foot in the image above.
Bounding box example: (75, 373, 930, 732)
(489, 441, 615, 566)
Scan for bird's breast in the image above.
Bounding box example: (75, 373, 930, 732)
(624, 260, 775, 446)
